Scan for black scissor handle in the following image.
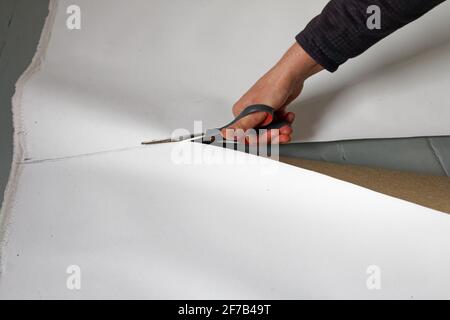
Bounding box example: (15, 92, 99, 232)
(219, 104, 289, 131)
(203, 104, 290, 144)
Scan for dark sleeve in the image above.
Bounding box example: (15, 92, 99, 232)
(296, 0, 447, 72)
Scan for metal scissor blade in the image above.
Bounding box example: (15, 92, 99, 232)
(141, 133, 206, 145)
(141, 138, 173, 145)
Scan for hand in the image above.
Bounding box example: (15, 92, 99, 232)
(226, 43, 323, 144)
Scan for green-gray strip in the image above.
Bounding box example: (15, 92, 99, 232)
(280, 136, 450, 177)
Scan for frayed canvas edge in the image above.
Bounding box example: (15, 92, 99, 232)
(0, 0, 59, 276)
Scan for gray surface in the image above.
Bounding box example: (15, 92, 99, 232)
(280, 136, 450, 177)
(427, 137, 450, 176)
(0, 0, 49, 206)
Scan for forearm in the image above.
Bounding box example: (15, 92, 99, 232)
(296, 0, 447, 72)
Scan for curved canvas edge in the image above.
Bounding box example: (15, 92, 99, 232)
(0, 0, 59, 276)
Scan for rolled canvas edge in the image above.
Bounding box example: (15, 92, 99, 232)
(0, 0, 59, 276)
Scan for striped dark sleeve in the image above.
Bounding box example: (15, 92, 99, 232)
(296, 0, 447, 72)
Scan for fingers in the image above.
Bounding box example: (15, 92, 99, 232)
(243, 123, 293, 145)
(221, 111, 267, 141)
(222, 111, 295, 145)
(257, 124, 292, 144)
(279, 111, 295, 125)
(228, 94, 297, 145)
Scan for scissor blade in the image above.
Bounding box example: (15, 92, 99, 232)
(141, 133, 206, 145)
(141, 138, 173, 145)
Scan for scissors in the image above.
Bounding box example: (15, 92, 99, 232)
(141, 104, 289, 145)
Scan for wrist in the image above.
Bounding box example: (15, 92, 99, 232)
(277, 42, 323, 83)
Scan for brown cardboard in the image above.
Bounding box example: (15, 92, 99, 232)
(280, 157, 450, 214)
